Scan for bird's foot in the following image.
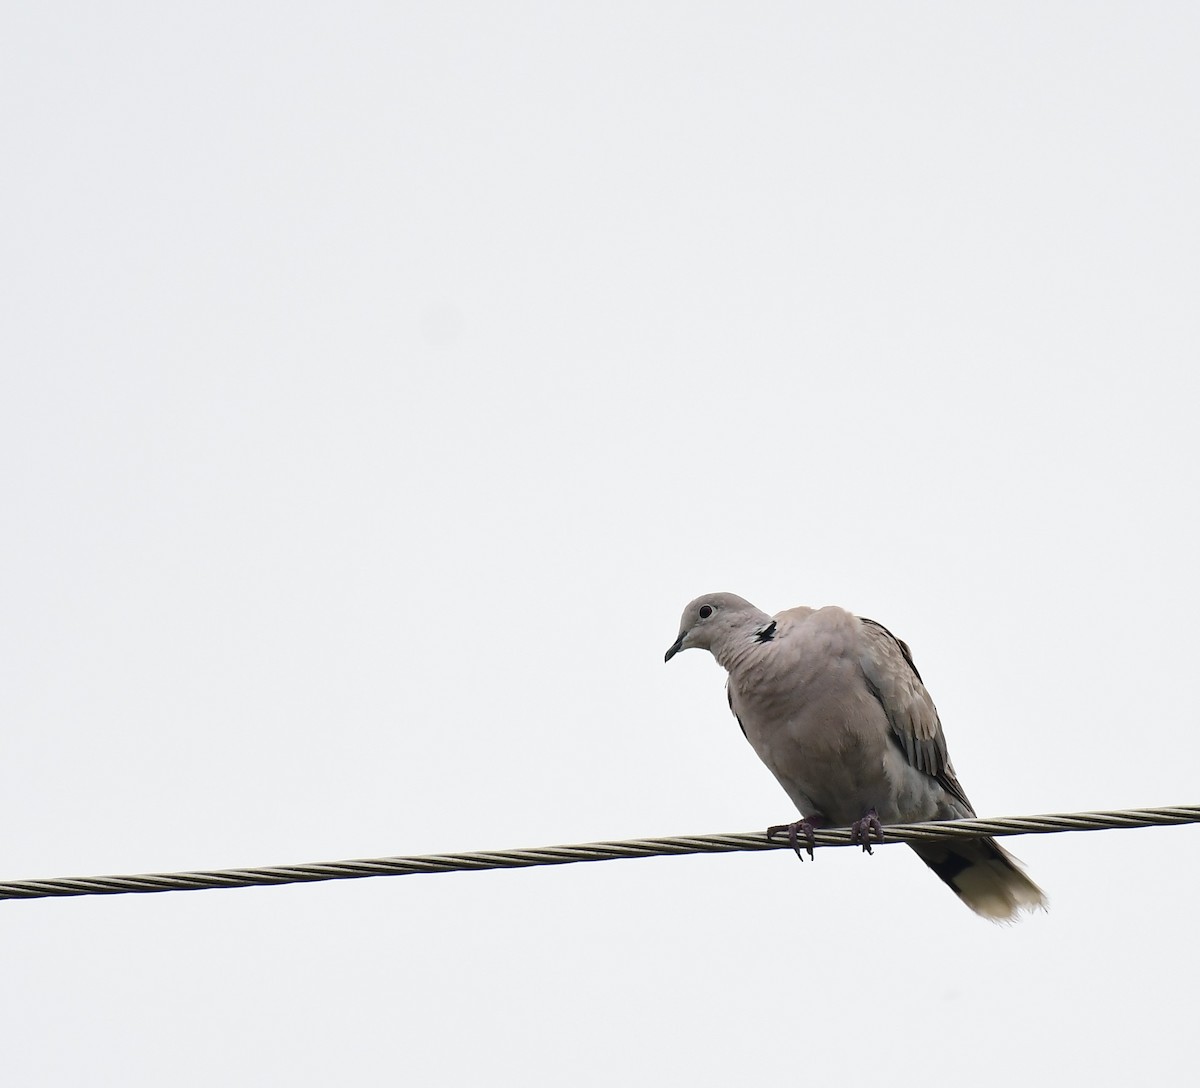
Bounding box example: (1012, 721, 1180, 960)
(849, 808, 884, 855)
(767, 816, 822, 861)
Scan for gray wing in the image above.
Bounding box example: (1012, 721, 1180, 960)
(857, 617, 973, 812)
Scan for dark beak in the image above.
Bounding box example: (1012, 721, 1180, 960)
(664, 635, 685, 663)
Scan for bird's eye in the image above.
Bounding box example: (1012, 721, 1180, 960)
(698, 604, 714, 619)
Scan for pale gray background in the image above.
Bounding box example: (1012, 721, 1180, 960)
(3, 4, 1197, 1085)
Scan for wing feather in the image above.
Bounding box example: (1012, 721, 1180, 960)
(726, 684, 748, 739)
(858, 617, 973, 812)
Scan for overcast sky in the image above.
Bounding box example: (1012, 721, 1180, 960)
(3, 4, 1198, 1085)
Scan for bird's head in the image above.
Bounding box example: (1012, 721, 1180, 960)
(664, 592, 772, 664)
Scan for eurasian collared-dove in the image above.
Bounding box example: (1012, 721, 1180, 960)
(665, 593, 1046, 921)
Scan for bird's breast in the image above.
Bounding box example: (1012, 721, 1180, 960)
(730, 641, 893, 821)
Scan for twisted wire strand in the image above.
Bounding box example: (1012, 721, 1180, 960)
(1, 804, 1196, 903)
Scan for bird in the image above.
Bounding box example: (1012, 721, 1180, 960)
(665, 592, 1046, 921)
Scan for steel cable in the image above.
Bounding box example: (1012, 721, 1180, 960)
(2, 804, 1196, 902)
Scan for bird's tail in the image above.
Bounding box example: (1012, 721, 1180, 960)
(910, 838, 1047, 922)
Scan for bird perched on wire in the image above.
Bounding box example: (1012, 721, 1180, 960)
(665, 593, 1046, 921)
